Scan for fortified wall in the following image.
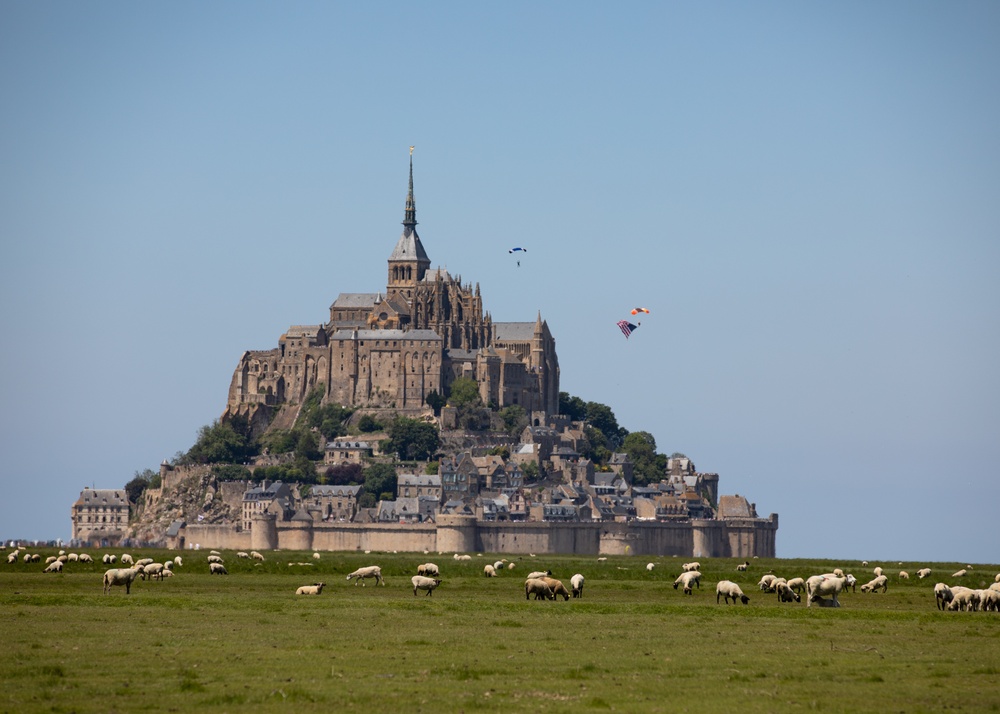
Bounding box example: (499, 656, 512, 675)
(170, 512, 778, 558)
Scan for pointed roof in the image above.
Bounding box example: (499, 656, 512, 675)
(389, 151, 430, 263)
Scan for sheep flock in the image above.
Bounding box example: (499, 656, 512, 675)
(3, 546, 997, 614)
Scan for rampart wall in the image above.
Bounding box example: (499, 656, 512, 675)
(171, 513, 778, 558)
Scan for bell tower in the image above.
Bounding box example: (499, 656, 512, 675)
(387, 147, 430, 301)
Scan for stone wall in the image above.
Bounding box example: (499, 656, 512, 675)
(170, 514, 778, 558)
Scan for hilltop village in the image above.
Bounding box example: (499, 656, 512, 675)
(71, 156, 777, 558)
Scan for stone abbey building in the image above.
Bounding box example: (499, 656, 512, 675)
(224, 155, 559, 422)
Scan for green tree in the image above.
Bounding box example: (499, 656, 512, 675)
(259, 429, 297, 455)
(324, 463, 363, 485)
(448, 377, 481, 407)
(559, 392, 587, 421)
(363, 463, 397, 502)
(211, 464, 252, 481)
(425, 390, 445, 416)
(185, 420, 255, 464)
(357, 414, 383, 433)
(295, 430, 322, 461)
(425, 461, 439, 475)
(381, 417, 440, 461)
(521, 460, 539, 482)
(499, 405, 528, 436)
(124, 468, 158, 504)
(622, 431, 662, 486)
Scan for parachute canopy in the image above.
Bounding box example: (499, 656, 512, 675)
(631, 307, 650, 315)
(508, 247, 527, 253)
(617, 320, 639, 339)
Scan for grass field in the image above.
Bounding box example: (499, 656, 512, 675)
(3, 550, 999, 713)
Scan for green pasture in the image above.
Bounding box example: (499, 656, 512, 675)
(3, 550, 999, 713)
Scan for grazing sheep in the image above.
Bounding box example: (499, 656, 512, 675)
(786, 577, 806, 594)
(860, 575, 888, 593)
(453, 554, 472, 561)
(716, 580, 750, 605)
(736, 561, 750, 572)
(673, 571, 701, 595)
(494, 560, 507, 571)
(411, 575, 442, 596)
(758, 574, 778, 593)
(775, 581, 801, 603)
(527, 570, 552, 580)
(103, 567, 141, 594)
(173, 556, 183, 567)
(45, 556, 58, 564)
(312, 552, 321, 560)
(947, 586, 979, 612)
(251, 551, 265, 561)
(525, 578, 554, 600)
(646, 563, 656, 571)
(917, 568, 932, 579)
(995, 573, 1000, 583)
(136, 558, 154, 567)
(346, 565, 384, 586)
(142, 563, 166, 580)
(209, 562, 228, 575)
(7, 552, 18, 564)
(207, 555, 224, 564)
(805, 574, 850, 608)
(597, 557, 607, 562)
(980, 588, 1000, 612)
(67, 553, 79, 562)
(120, 554, 134, 565)
(296, 582, 326, 595)
(163, 560, 173, 570)
(934, 582, 953, 610)
(484, 564, 497, 577)
(951, 569, 967, 578)
(43, 560, 63, 573)
(237, 551, 250, 559)
(417, 563, 440, 577)
(832, 568, 845, 578)
(873, 566, 883, 578)
(571, 573, 585, 598)
(899, 571, 909, 580)
(30, 554, 41, 562)
(102, 554, 117, 565)
(507, 562, 515, 570)
(78, 553, 94, 563)
(682, 562, 701, 572)
(540, 577, 571, 601)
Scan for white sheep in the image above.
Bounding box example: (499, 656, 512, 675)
(898, 571, 909, 580)
(102, 554, 117, 565)
(951, 569, 967, 578)
(312, 552, 321, 560)
(736, 561, 750, 572)
(144, 563, 167, 580)
(646, 563, 656, 571)
(525, 578, 554, 600)
(805, 574, 850, 608)
(103, 567, 141, 594)
(67, 553, 79, 562)
(78, 553, 94, 563)
(507, 562, 515, 570)
(775, 581, 801, 603)
(917, 567, 932, 579)
(417, 563, 440, 577)
(872, 566, 883, 578)
(411, 575, 442, 596)
(860, 575, 888, 593)
(136, 558, 154, 567)
(934, 582, 953, 610)
(120, 554, 134, 565)
(716, 580, 750, 605)
(571, 573, 585, 598)
(527, 570, 552, 580)
(251, 551, 265, 561)
(173, 556, 183, 567)
(947, 586, 979, 611)
(673, 571, 701, 595)
(980, 588, 1000, 612)
(346, 565, 384, 586)
(493, 560, 507, 571)
(786, 577, 806, 593)
(758, 574, 778, 593)
(45, 556, 58, 564)
(484, 564, 497, 577)
(44, 560, 63, 573)
(994, 573, 1000, 583)
(682, 562, 701, 572)
(209, 562, 228, 575)
(540, 576, 571, 601)
(237, 551, 250, 559)
(296, 582, 326, 595)
(207, 555, 224, 564)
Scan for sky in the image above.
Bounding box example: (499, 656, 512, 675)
(1, 2, 997, 564)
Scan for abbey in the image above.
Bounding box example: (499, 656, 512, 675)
(225, 156, 559, 420)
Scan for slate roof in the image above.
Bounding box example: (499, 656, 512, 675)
(329, 329, 441, 342)
(389, 231, 430, 262)
(75, 489, 128, 507)
(331, 293, 383, 308)
(494, 322, 536, 341)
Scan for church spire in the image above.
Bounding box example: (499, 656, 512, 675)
(403, 146, 417, 236)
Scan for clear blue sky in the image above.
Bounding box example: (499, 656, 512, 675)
(2, 2, 997, 564)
